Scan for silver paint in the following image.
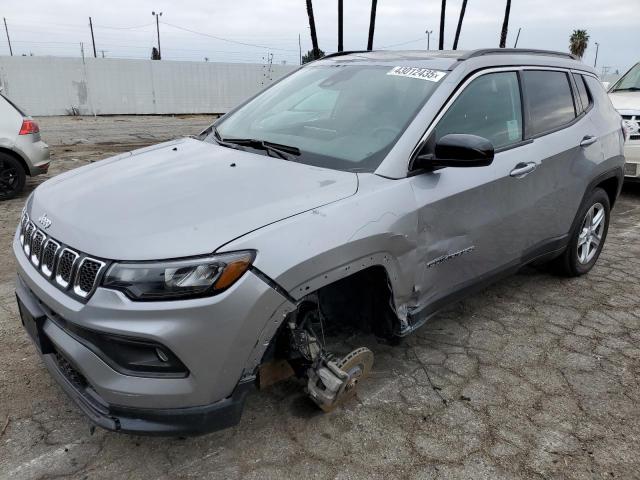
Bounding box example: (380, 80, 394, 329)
(15, 50, 625, 414)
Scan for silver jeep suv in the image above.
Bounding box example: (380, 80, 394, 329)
(14, 49, 625, 435)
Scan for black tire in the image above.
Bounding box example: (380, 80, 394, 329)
(553, 187, 610, 277)
(0, 153, 26, 200)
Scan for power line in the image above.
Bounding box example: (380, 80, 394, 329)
(94, 22, 155, 30)
(380, 37, 426, 49)
(160, 21, 298, 52)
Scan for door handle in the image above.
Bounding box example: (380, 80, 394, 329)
(580, 135, 598, 147)
(510, 162, 537, 177)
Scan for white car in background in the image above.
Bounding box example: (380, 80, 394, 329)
(608, 62, 640, 181)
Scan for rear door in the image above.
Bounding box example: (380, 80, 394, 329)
(517, 69, 603, 246)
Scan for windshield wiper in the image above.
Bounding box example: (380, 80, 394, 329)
(222, 138, 301, 160)
(207, 125, 246, 152)
(613, 87, 640, 92)
(208, 126, 301, 160)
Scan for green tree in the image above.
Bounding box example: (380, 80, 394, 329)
(569, 29, 589, 59)
(302, 48, 325, 64)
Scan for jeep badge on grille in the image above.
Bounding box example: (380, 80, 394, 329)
(37, 213, 52, 229)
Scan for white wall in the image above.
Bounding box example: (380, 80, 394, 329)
(0, 56, 297, 116)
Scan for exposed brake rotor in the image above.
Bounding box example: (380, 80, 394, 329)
(307, 347, 374, 413)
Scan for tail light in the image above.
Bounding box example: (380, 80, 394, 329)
(19, 119, 40, 135)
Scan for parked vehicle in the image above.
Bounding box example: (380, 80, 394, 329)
(0, 93, 50, 199)
(14, 49, 625, 435)
(608, 61, 640, 181)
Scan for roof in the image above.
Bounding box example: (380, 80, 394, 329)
(315, 48, 584, 72)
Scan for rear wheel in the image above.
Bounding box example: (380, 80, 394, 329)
(0, 153, 26, 200)
(554, 187, 610, 276)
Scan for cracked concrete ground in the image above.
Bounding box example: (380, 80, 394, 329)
(1, 115, 639, 480)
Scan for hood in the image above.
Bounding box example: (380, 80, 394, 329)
(29, 138, 358, 260)
(608, 91, 640, 114)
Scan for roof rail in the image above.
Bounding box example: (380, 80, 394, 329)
(463, 49, 578, 61)
(315, 50, 371, 61)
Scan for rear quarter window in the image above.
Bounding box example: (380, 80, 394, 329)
(522, 70, 576, 137)
(583, 75, 614, 107)
(573, 74, 591, 113)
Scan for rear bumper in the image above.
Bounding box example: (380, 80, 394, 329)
(14, 138, 50, 176)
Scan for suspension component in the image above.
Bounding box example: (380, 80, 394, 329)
(287, 304, 374, 412)
(307, 347, 374, 412)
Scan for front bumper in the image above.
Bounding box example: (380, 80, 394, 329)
(14, 233, 290, 434)
(624, 141, 640, 180)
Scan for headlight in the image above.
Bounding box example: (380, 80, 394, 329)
(103, 251, 255, 301)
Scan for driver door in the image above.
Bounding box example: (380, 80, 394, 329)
(409, 70, 540, 314)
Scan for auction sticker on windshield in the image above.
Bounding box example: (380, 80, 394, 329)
(387, 66, 446, 82)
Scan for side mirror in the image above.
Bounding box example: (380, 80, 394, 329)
(413, 134, 494, 170)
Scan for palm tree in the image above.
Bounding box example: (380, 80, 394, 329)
(367, 0, 378, 51)
(338, 0, 344, 52)
(499, 0, 511, 48)
(439, 0, 446, 50)
(569, 29, 589, 59)
(305, 0, 321, 60)
(453, 0, 468, 50)
(302, 48, 326, 64)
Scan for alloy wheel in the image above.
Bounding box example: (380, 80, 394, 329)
(0, 159, 20, 196)
(577, 202, 606, 265)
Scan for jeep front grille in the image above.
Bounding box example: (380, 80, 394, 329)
(74, 258, 106, 297)
(622, 115, 640, 141)
(41, 239, 60, 278)
(55, 249, 79, 288)
(18, 212, 108, 300)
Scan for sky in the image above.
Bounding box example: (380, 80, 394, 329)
(1, 0, 637, 75)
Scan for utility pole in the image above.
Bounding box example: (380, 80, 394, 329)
(80, 42, 85, 61)
(3, 18, 12, 56)
(100, 50, 107, 58)
(298, 33, 302, 65)
(338, 0, 343, 52)
(513, 27, 521, 47)
(426, 30, 433, 50)
(89, 17, 97, 58)
(594, 42, 599, 68)
(152, 11, 162, 60)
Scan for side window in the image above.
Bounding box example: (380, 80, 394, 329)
(522, 70, 576, 137)
(431, 71, 523, 150)
(572, 73, 591, 113)
(583, 75, 612, 106)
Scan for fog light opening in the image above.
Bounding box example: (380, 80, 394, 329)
(156, 347, 169, 362)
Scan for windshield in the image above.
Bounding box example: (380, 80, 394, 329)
(611, 62, 640, 92)
(210, 64, 444, 172)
